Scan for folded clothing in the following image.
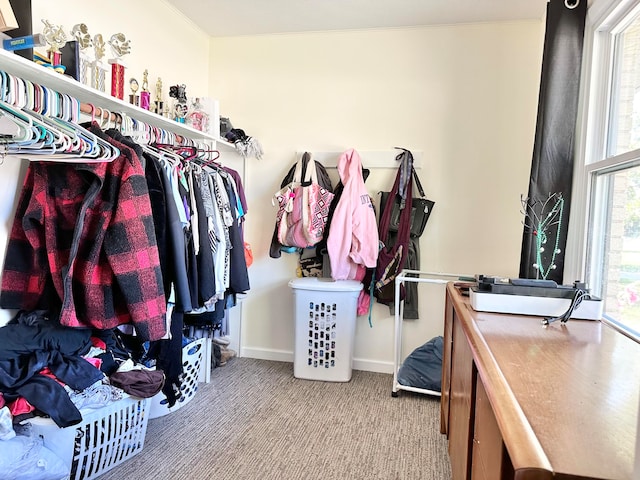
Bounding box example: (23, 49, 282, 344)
(109, 369, 165, 398)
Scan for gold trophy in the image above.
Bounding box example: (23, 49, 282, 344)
(154, 77, 164, 115)
(140, 70, 151, 110)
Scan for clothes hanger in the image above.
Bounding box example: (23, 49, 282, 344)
(8, 114, 80, 159)
(40, 85, 54, 117)
(155, 143, 198, 162)
(0, 71, 7, 103)
(28, 109, 81, 153)
(69, 96, 80, 123)
(0, 101, 40, 146)
(143, 142, 182, 168)
(0, 112, 32, 156)
(46, 101, 97, 157)
(77, 104, 123, 160)
(23, 93, 98, 158)
(198, 148, 221, 169)
(2, 98, 119, 162)
(87, 102, 98, 123)
(99, 108, 111, 129)
(5, 73, 15, 105)
(0, 72, 114, 162)
(113, 112, 122, 131)
(0, 69, 205, 164)
(122, 117, 150, 144)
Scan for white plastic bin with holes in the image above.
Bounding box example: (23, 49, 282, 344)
(149, 337, 206, 418)
(289, 277, 363, 382)
(28, 395, 151, 480)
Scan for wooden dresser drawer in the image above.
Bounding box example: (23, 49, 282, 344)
(472, 378, 514, 479)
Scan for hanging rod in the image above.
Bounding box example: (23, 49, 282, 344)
(78, 102, 192, 145)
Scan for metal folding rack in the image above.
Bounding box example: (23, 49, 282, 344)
(391, 269, 470, 397)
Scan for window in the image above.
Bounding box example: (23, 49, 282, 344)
(581, 0, 640, 339)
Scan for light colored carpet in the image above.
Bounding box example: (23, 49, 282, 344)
(98, 358, 452, 480)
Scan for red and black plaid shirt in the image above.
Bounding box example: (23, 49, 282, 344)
(0, 129, 166, 341)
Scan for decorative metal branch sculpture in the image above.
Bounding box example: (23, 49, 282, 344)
(521, 192, 565, 280)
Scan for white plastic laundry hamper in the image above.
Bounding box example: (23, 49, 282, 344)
(28, 395, 151, 480)
(289, 277, 362, 382)
(149, 337, 206, 419)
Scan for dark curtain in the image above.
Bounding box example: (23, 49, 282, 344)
(519, 0, 587, 283)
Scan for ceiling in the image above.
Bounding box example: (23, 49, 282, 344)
(165, 0, 551, 37)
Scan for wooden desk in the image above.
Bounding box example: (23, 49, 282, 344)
(441, 283, 639, 480)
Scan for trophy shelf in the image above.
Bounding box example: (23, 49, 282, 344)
(0, 47, 235, 151)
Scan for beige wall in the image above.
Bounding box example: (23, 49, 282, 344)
(209, 22, 543, 371)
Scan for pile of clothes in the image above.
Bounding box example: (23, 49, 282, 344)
(220, 117, 263, 160)
(0, 310, 165, 432)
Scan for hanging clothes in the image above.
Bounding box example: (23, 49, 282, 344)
(106, 129, 172, 304)
(154, 154, 193, 313)
(223, 167, 249, 222)
(211, 170, 233, 299)
(192, 168, 216, 306)
(221, 172, 250, 294)
(0, 122, 167, 342)
(147, 308, 184, 408)
(326, 149, 379, 280)
(0, 69, 252, 414)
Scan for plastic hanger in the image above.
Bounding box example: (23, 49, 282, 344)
(154, 143, 198, 162)
(0, 70, 202, 164)
(0, 71, 7, 103)
(0, 114, 20, 138)
(5, 73, 15, 105)
(0, 101, 38, 145)
(203, 148, 221, 165)
(143, 143, 182, 171)
(1, 98, 118, 162)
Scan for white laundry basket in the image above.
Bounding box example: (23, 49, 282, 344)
(149, 337, 206, 419)
(28, 395, 150, 480)
(289, 277, 362, 382)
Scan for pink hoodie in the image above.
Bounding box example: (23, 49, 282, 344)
(327, 149, 379, 280)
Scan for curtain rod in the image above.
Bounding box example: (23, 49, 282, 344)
(547, 1, 581, 10)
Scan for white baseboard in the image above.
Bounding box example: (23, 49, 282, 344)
(239, 347, 394, 375)
(353, 358, 395, 375)
(240, 347, 293, 363)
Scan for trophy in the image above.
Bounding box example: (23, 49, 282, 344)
(92, 34, 109, 92)
(41, 20, 67, 67)
(154, 77, 164, 115)
(140, 70, 151, 110)
(107, 33, 131, 100)
(129, 78, 139, 106)
(71, 24, 93, 86)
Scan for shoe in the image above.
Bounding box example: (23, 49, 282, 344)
(212, 336, 231, 346)
(220, 348, 236, 364)
(212, 343, 223, 367)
